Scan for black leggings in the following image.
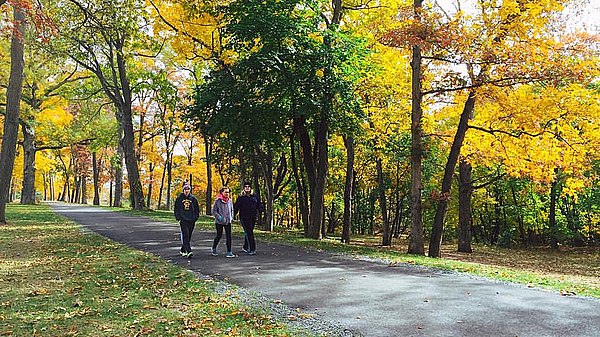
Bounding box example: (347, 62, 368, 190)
(180, 220, 196, 253)
(212, 223, 232, 252)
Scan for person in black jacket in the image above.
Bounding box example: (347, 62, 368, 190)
(174, 183, 200, 258)
(234, 182, 263, 255)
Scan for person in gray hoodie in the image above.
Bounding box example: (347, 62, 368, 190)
(211, 186, 236, 258)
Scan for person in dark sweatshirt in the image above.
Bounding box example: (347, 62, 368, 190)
(174, 183, 200, 258)
(234, 182, 263, 255)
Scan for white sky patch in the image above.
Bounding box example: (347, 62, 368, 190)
(430, 0, 600, 33)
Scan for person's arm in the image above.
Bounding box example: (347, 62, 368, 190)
(257, 196, 265, 212)
(229, 200, 235, 223)
(211, 200, 218, 218)
(174, 196, 181, 220)
(212, 200, 223, 222)
(193, 197, 200, 220)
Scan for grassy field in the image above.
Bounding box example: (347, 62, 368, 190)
(122, 208, 600, 299)
(0, 204, 307, 337)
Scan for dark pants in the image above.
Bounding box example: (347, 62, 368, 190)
(212, 223, 232, 253)
(240, 217, 256, 252)
(180, 220, 196, 253)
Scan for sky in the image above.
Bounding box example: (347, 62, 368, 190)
(432, 0, 600, 34)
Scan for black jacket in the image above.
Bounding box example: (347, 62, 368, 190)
(174, 193, 200, 222)
(234, 194, 263, 220)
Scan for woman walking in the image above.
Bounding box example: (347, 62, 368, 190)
(211, 186, 236, 258)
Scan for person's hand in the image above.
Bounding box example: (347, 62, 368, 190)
(218, 215, 223, 221)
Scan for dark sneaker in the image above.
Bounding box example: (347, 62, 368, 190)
(211, 248, 218, 256)
(226, 252, 237, 258)
(187, 251, 194, 258)
(241, 247, 250, 253)
(248, 251, 256, 256)
(180, 251, 187, 257)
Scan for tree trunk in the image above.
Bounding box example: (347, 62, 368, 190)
(549, 175, 559, 250)
(109, 176, 113, 207)
(326, 201, 336, 234)
(113, 134, 123, 207)
(341, 135, 354, 243)
(92, 152, 100, 205)
(458, 159, 473, 253)
(42, 174, 48, 201)
(295, 116, 328, 239)
(290, 134, 309, 233)
(158, 156, 167, 210)
(429, 91, 475, 258)
(166, 152, 173, 210)
(49, 173, 55, 200)
(146, 162, 154, 208)
(0, 5, 26, 223)
(377, 158, 391, 246)
(309, 117, 328, 240)
(116, 52, 145, 210)
(408, 0, 425, 254)
(257, 147, 275, 231)
(81, 173, 87, 204)
(20, 122, 36, 204)
(60, 175, 68, 202)
(204, 137, 213, 215)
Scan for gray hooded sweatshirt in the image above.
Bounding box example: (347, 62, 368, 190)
(212, 194, 233, 225)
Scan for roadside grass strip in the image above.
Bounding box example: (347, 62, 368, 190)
(0, 204, 297, 336)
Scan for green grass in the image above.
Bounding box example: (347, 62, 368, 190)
(0, 204, 308, 336)
(119, 208, 600, 299)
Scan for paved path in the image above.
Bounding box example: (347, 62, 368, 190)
(50, 203, 600, 337)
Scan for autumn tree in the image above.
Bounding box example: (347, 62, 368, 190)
(383, 0, 599, 256)
(0, 0, 26, 223)
(46, 0, 155, 209)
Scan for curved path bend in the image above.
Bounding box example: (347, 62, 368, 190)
(50, 202, 600, 337)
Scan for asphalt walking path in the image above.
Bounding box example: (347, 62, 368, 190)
(49, 202, 600, 337)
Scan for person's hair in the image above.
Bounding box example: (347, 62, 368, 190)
(243, 181, 251, 187)
(220, 186, 230, 193)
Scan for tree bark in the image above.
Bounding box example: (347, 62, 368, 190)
(166, 152, 172, 210)
(429, 91, 476, 258)
(146, 162, 154, 208)
(377, 158, 391, 246)
(458, 159, 473, 253)
(20, 122, 36, 204)
(549, 174, 559, 250)
(0, 5, 26, 223)
(294, 116, 326, 239)
(204, 137, 213, 215)
(81, 173, 87, 204)
(290, 134, 310, 233)
(92, 152, 100, 205)
(341, 135, 354, 243)
(257, 147, 275, 231)
(113, 142, 123, 207)
(408, 0, 425, 254)
(308, 116, 329, 239)
(116, 50, 145, 210)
